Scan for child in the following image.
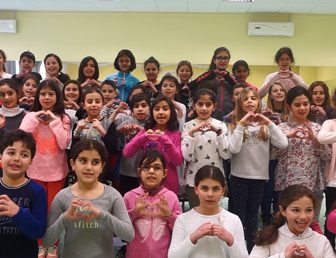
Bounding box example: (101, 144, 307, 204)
(160, 74, 186, 131)
(274, 86, 331, 234)
(176, 60, 193, 109)
(259, 47, 308, 98)
(182, 88, 230, 208)
(106, 49, 140, 102)
(11, 50, 42, 85)
(0, 79, 26, 131)
(250, 184, 335, 258)
(42, 139, 134, 258)
(44, 53, 70, 86)
(231, 60, 258, 92)
(190, 47, 236, 116)
(140, 56, 160, 97)
(308, 80, 331, 125)
(100, 79, 123, 119)
(223, 83, 247, 123)
(123, 95, 183, 195)
(77, 56, 101, 91)
(19, 79, 71, 209)
(228, 87, 288, 252)
(119, 93, 151, 195)
(19, 74, 40, 110)
(124, 150, 182, 258)
(0, 49, 12, 79)
(168, 165, 248, 258)
(0, 129, 47, 258)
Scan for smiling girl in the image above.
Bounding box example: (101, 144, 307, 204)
(44, 53, 70, 86)
(308, 81, 331, 125)
(77, 56, 101, 91)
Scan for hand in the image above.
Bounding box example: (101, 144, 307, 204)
(253, 113, 272, 125)
(154, 195, 172, 217)
(311, 105, 326, 116)
(0, 195, 20, 217)
(64, 100, 80, 110)
(190, 222, 213, 244)
(286, 127, 308, 139)
(145, 129, 162, 141)
(90, 79, 101, 88)
(211, 223, 234, 246)
(116, 102, 128, 114)
(35, 110, 53, 124)
(141, 81, 157, 92)
(81, 79, 94, 88)
(304, 122, 319, 145)
(0, 114, 5, 128)
(134, 193, 151, 216)
(92, 119, 106, 136)
(45, 110, 57, 122)
(19, 96, 35, 105)
(76, 119, 88, 131)
(64, 198, 100, 221)
(284, 242, 313, 258)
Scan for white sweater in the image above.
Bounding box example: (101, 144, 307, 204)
(168, 208, 248, 258)
(249, 224, 335, 258)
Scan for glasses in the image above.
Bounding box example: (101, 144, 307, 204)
(141, 164, 163, 173)
(215, 56, 230, 62)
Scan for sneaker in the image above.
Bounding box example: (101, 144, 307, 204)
(38, 246, 46, 258)
(310, 220, 323, 234)
(46, 246, 58, 258)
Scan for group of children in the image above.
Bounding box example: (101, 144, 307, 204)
(1, 46, 336, 258)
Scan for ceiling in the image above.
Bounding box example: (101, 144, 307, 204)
(1, 0, 336, 14)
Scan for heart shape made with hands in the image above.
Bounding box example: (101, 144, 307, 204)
(294, 127, 309, 139)
(27, 97, 34, 104)
(294, 250, 305, 257)
(279, 70, 291, 79)
(200, 123, 211, 132)
(38, 112, 52, 122)
(146, 129, 162, 141)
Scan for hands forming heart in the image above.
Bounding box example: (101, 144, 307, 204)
(146, 129, 162, 141)
(36, 110, 54, 124)
(240, 112, 272, 126)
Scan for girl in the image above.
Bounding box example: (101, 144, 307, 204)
(19, 79, 71, 209)
(176, 60, 193, 109)
(123, 95, 183, 195)
(77, 56, 101, 91)
(190, 47, 236, 116)
(141, 56, 160, 97)
(168, 165, 248, 258)
(0, 79, 26, 131)
(231, 60, 258, 92)
(224, 83, 248, 123)
(0, 49, 12, 79)
(44, 53, 70, 86)
(260, 82, 289, 227)
(228, 87, 288, 252)
(259, 47, 308, 98)
(274, 86, 331, 234)
(19, 74, 39, 110)
(308, 80, 331, 125)
(317, 103, 336, 249)
(160, 74, 186, 131)
(99, 79, 123, 119)
(123, 150, 182, 258)
(106, 49, 140, 102)
(250, 184, 335, 258)
(42, 139, 134, 258)
(182, 88, 230, 208)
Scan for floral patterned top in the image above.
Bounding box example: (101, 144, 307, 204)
(273, 121, 331, 191)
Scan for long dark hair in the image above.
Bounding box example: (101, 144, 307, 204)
(77, 56, 99, 83)
(254, 184, 315, 246)
(208, 47, 231, 71)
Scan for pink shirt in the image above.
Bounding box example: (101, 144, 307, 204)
(20, 112, 71, 182)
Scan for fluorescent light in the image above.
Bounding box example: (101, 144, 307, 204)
(223, 0, 254, 2)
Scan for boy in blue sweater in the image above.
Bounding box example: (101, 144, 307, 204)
(0, 129, 47, 258)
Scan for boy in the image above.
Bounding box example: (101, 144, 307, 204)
(11, 51, 42, 84)
(0, 129, 47, 258)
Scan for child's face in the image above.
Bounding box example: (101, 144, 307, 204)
(194, 178, 224, 209)
(71, 149, 104, 185)
(39, 87, 57, 111)
(213, 50, 230, 70)
(280, 196, 314, 236)
(242, 91, 259, 113)
(144, 63, 159, 82)
(101, 84, 117, 104)
(161, 80, 177, 100)
(45, 56, 60, 77)
(139, 158, 167, 189)
(153, 100, 171, 130)
(289, 94, 310, 122)
(0, 141, 33, 180)
(270, 84, 285, 103)
(64, 83, 80, 102)
(311, 85, 326, 106)
(23, 79, 37, 98)
(83, 60, 95, 78)
(118, 55, 131, 73)
(83, 92, 103, 117)
(177, 65, 192, 83)
(277, 53, 291, 71)
(132, 100, 149, 121)
(234, 65, 249, 82)
(19, 56, 34, 74)
(0, 84, 18, 108)
(233, 87, 244, 103)
(0, 54, 5, 68)
(193, 94, 216, 120)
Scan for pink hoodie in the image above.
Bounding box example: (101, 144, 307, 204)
(124, 187, 182, 258)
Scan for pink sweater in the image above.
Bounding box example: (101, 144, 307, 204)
(124, 187, 182, 258)
(123, 129, 183, 194)
(20, 112, 71, 182)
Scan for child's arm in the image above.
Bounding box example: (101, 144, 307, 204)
(212, 122, 231, 160)
(290, 72, 308, 88)
(19, 112, 40, 132)
(0, 185, 47, 239)
(259, 72, 281, 99)
(123, 129, 147, 157)
(268, 122, 288, 149)
(227, 124, 245, 154)
(318, 119, 336, 144)
(181, 122, 198, 161)
(159, 131, 183, 166)
(48, 113, 71, 150)
(163, 193, 182, 230)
